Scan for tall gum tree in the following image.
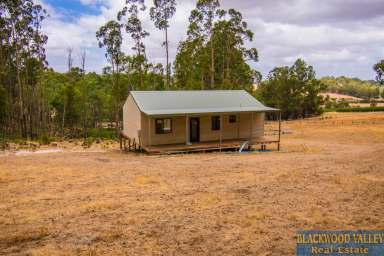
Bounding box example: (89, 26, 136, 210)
(256, 59, 326, 119)
(189, 0, 224, 89)
(374, 60, 384, 85)
(0, 0, 48, 139)
(96, 20, 123, 133)
(150, 0, 176, 89)
(118, 0, 149, 89)
(174, 6, 258, 91)
(212, 9, 258, 88)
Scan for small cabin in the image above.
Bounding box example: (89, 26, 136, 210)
(122, 90, 280, 153)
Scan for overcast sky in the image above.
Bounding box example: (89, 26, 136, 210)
(39, 0, 384, 80)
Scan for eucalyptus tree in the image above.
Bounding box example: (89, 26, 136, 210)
(256, 59, 325, 119)
(118, 0, 149, 89)
(252, 70, 262, 85)
(30, 3, 48, 138)
(150, 0, 176, 88)
(61, 48, 74, 136)
(174, 6, 259, 91)
(79, 48, 88, 138)
(374, 60, 384, 85)
(0, 0, 48, 139)
(211, 9, 258, 89)
(226, 9, 258, 63)
(96, 20, 124, 132)
(189, 0, 224, 88)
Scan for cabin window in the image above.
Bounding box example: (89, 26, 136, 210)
(229, 115, 237, 123)
(211, 116, 220, 131)
(155, 118, 172, 134)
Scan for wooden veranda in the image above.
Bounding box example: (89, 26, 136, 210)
(120, 111, 282, 154)
(141, 137, 280, 154)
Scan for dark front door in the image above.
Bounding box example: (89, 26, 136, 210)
(190, 118, 200, 143)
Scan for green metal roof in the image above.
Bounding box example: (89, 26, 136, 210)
(130, 90, 278, 116)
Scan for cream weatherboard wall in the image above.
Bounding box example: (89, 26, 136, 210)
(139, 112, 265, 146)
(122, 95, 141, 143)
(141, 115, 186, 146)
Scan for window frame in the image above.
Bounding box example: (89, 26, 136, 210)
(211, 116, 221, 131)
(155, 118, 172, 134)
(229, 115, 237, 123)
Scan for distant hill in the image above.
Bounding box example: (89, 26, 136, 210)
(320, 76, 381, 99)
(318, 92, 363, 102)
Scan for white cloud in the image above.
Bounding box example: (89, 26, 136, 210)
(79, 0, 104, 5)
(40, 0, 384, 80)
(309, 49, 352, 62)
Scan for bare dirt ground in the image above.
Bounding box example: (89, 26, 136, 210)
(0, 112, 383, 255)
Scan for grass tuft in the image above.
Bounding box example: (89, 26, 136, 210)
(0, 227, 50, 247)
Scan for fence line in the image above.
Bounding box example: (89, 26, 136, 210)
(265, 118, 384, 127)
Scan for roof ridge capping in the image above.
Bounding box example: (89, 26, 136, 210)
(130, 89, 245, 92)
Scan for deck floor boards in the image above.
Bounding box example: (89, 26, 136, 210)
(142, 138, 279, 154)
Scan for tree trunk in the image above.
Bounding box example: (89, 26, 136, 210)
(82, 104, 87, 138)
(226, 37, 230, 83)
(115, 106, 120, 136)
(210, 38, 214, 89)
(222, 46, 225, 87)
(82, 96, 87, 139)
(81, 55, 87, 139)
(138, 41, 144, 89)
(165, 27, 170, 89)
(12, 25, 25, 138)
(15, 43, 26, 138)
(61, 103, 65, 137)
(115, 62, 120, 135)
(201, 68, 204, 90)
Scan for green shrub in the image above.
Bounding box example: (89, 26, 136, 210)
(335, 106, 384, 112)
(87, 128, 118, 140)
(83, 137, 94, 148)
(38, 135, 54, 145)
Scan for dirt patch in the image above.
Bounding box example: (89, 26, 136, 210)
(0, 112, 383, 255)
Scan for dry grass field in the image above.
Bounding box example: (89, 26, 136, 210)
(350, 102, 384, 107)
(1, 112, 384, 255)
